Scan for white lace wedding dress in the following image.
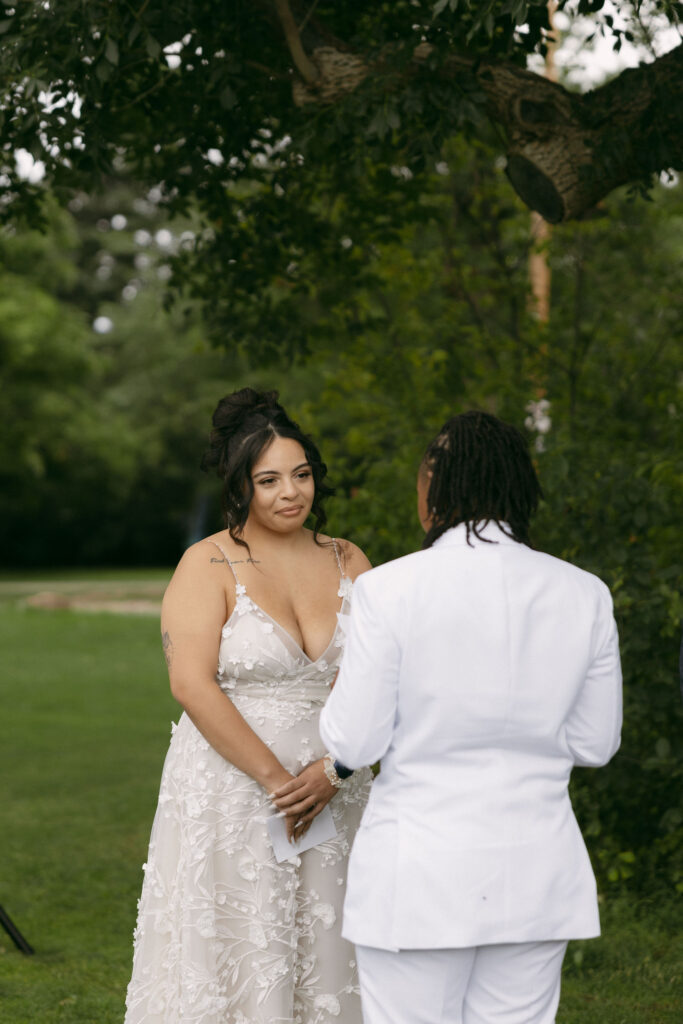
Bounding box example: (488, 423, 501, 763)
(124, 540, 372, 1024)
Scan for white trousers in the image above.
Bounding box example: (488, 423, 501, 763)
(356, 940, 568, 1024)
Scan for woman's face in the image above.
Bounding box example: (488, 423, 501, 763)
(248, 436, 315, 533)
(416, 462, 433, 533)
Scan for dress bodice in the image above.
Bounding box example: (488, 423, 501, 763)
(212, 540, 353, 703)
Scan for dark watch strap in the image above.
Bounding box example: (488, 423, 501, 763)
(333, 760, 354, 779)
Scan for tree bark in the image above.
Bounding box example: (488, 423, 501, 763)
(528, 0, 557, 327)
(291, 39, 683, 222)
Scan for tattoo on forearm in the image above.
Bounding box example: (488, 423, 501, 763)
(210, 557, 260, 564)
(162, 631, 174, 669)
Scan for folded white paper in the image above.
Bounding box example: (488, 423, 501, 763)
(267, 806, 338, 863)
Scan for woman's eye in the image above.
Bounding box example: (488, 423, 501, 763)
(259, 478, 276, 485)
(296, 471, 311, 480)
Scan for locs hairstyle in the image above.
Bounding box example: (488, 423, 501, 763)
(201, 388, 334, 549)
(421, 410, 542, 550)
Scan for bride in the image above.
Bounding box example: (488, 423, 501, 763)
(125, 388, 373, 1024)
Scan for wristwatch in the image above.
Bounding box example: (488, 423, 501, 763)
(323, 753, 355, 787)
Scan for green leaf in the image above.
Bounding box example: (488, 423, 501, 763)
(220, 85, 238, 110)
(95, 59, 113, 83)
(513, 1, 528, 23)
(145, 35, 161, 60)
(105, 37, 119, 66)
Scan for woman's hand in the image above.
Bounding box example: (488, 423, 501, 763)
(271, 759, 337, 842)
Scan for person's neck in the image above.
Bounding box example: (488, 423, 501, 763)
(239, 521, 310, 558)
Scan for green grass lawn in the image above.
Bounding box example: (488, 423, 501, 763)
(0, 602, 177, 1023)
(0, 596, 680, 1023)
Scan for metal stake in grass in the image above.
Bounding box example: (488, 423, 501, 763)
(0, 903, 34, 955)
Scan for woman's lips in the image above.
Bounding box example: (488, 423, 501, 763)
(278, 506, 303, 516)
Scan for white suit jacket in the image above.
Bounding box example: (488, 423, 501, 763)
(319, 522, 622, 951)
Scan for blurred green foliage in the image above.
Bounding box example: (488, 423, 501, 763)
(0, 184, 241, 565)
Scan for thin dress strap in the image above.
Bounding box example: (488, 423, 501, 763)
(331, 538, 344, 579)
(206, 539, 241, 588)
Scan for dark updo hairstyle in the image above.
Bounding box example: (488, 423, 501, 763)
(201, 388, 334, 550)
(421, 410, 542, 549)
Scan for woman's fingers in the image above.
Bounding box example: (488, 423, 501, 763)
(285, 798, 324, 841)
(272, 760, 335, 823)
(287, 810, 316, 842)
(271, 776, 307, 798)
(273, 786, 314, 810)
(283, 794, 317, 817)
(292, 806, 320, 842)
(286, 817, 298, 842)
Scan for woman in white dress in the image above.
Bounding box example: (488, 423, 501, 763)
(125, 388, 373, 1024)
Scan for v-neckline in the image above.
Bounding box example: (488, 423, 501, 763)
(222, 585, 351, 666)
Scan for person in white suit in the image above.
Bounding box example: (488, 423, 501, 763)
(319, 411, 622, 1024)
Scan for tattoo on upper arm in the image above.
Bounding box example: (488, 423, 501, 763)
(162, 631, 174, 669)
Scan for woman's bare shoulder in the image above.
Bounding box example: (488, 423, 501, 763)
(162, 536, 231, 628)
(330, 536, 372, 581)
(166, 534, 234, 589)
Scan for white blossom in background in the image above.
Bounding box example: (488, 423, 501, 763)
(154, 228, 174, 249)
(96, 251, 114, 280)
(132, 197, 153, 215)
(164, 38, 190, 70)
(111, 214, 127, 230)
(93, 316, 113, 334)
(525, 399, 552, 452)
(15, 150, 46, 183)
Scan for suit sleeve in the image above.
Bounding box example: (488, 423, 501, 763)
(565, 585, 623, 767)
(319, 572, 401, 769)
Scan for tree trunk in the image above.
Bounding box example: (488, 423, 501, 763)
(290, 39, 683, 222)
(528, 0, 557, 327)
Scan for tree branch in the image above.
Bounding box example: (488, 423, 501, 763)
(298, 0, 320, 35)
(274, 0, 319, 84)
(290, 37, 683, 222)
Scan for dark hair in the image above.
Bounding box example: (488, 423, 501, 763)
(201, 388, 334, 549)
(421, 410, 542, 549)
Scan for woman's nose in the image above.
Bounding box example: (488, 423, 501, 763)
(278, 480, 298, 499)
